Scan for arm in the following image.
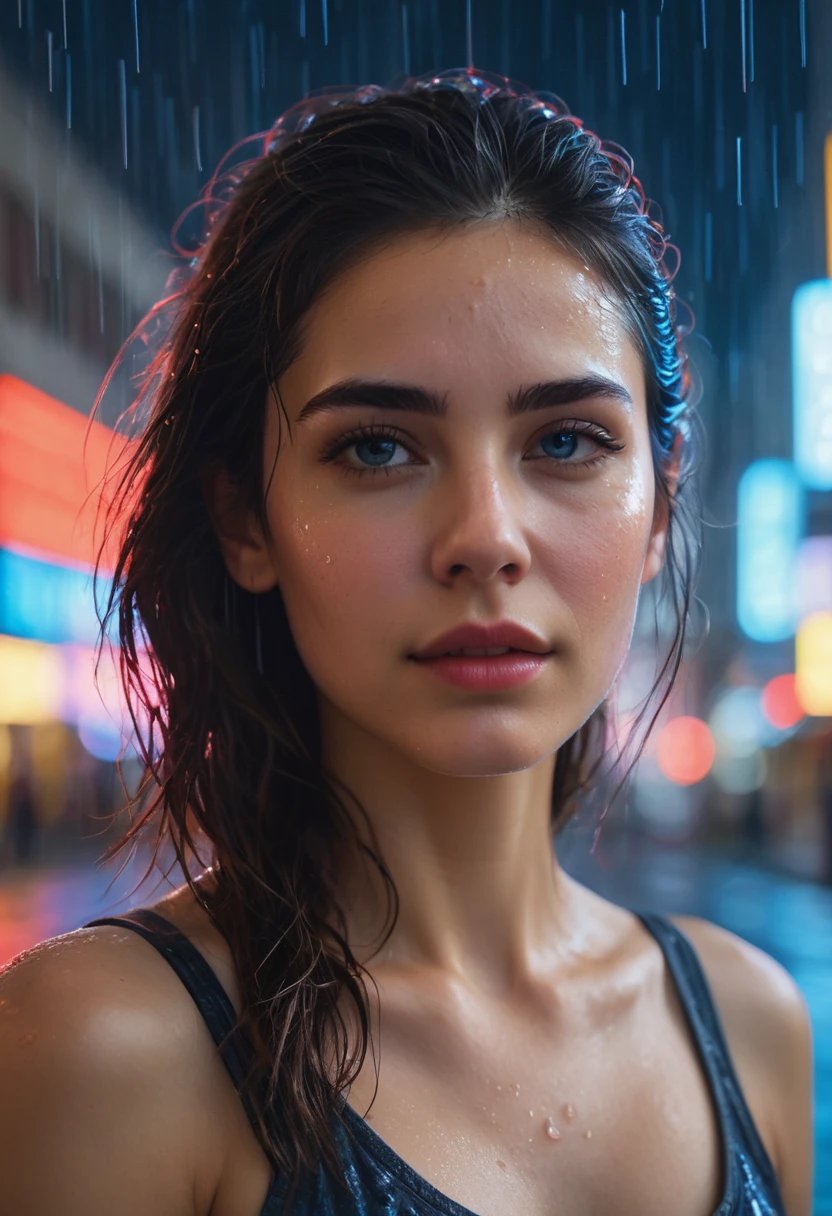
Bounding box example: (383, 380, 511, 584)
(0, 927, 225, 1216)
(671, 915, 814, 1216)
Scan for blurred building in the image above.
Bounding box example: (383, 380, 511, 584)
(0, 58, 166, 865)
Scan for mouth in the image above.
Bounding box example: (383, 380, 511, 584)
(408, 647, 552, 690)
(410, 648, 549, 660)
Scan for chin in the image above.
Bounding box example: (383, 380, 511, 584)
(408, 731, 559, 779)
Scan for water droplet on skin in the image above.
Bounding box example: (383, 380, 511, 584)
(496, 1160, 507, 1171)
(326, 555, 331, 563)
(17, 1033, 36, 1046)
(496, 1085, 502, 1092)
(512, 1083, 520, 1096)
(562, 1103, 576, 1121)
(528, 1110, 534, 1117)
(545, 1117, 561, 1141)
(584, 1129, 593, 1140)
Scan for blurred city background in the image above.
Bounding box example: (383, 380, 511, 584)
(0, 0, 830, 1207)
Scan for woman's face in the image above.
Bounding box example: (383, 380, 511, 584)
(233, 221, 670, 777)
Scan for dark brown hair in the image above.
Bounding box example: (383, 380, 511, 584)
(95, 67, 702, 1202)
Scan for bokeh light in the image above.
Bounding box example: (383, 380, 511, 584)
(796, 611, 832, 715)
(761, 673, 805, 731)
(711, 748, 768, 797)
(655, 716, 716, 786)
(709, 685, 776, 756)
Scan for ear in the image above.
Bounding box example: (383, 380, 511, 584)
(641, 432, 682, 586)
(201, 464, 280, 594)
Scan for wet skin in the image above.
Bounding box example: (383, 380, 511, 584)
(0, 221, 813, 1216)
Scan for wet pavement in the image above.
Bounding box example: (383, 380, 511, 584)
(1, 834, 830, 1211)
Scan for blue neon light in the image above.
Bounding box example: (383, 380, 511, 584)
(737, 460, 805, 643)
(0, 548, 114, 647)
(793, 279, 832, 490)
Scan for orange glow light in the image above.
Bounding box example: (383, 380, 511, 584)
(761, 673, 805, 731)
(655, 716, 716, 786)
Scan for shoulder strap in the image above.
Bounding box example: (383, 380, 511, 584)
(635, 911, 781, 1195)
(86, 909, 267, 1142)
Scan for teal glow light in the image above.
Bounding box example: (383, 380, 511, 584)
(793, 279, 832, 490)
(737, 460, 805, 642)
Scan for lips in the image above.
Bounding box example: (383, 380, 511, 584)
(411, 621, 551, 661)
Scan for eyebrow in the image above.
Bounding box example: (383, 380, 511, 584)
(295, 374, 633, 424)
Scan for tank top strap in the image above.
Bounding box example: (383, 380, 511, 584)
(85, 909, 267, 1141)
(634, 910, 781, 1197)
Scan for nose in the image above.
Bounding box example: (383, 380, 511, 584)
(428, 460, 533, 587)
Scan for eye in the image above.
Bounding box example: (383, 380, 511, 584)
(531, 421, 625, 468)
(319, 423, 418, 477)
(319, 420, 624, 478)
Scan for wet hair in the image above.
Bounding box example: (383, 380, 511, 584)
(96, 66, 702, 1203)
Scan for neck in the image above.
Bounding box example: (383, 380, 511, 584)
(324, 715, 578, 997)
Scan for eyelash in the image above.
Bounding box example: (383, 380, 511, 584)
(319, 421, 626, 479)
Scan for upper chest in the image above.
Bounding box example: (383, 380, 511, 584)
(168, 897, 780, 1216)
(339, 955, 730, 1216)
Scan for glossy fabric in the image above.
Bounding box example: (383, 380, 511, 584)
(86, 908, 785, 1216)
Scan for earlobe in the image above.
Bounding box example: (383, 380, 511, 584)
(641, 524, 668, 586)
(641, 434, 682, 585)
(201, 464, 281, 594)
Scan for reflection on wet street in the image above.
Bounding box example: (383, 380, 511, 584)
(1, 836, 830, 1211)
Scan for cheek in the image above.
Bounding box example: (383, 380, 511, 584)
(542, 472, 653, 664)
(267, 489, 419, 682)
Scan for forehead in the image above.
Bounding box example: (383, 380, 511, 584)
(287, 221, 642, 397)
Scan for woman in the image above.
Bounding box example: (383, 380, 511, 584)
(0, 68, 812, 1215)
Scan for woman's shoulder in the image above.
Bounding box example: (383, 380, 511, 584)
(667, 912, 812, 1077)
(0, 911, 224, 1066)
(669, 913, 813, 1215)
(0, 915, 232, 1214)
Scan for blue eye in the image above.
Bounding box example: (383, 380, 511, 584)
(320, 421, 624, 478)
(540, 431, 582, 461)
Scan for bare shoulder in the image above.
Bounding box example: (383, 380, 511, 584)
(669, 914, 814, 1216)
(0, 923, 230, 1215)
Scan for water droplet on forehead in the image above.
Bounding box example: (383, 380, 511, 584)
(545, 1116, 561, 1140)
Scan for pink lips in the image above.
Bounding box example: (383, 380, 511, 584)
(411, 619, 551, 661)
(411, 650, 551, 692)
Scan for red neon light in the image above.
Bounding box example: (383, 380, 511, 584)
(0, 376, 133, 569)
